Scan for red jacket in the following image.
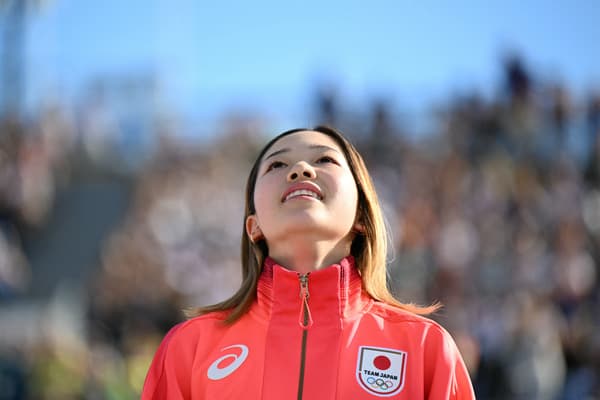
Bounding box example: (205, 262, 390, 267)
(142, 256, 475, 399)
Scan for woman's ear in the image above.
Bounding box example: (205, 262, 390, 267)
(246, 215, 264, 243)
(353, 222, 365, 234)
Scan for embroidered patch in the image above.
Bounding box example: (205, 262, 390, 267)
(356, 346, 407, 396)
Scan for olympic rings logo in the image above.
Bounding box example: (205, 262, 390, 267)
(366, 377, 394, 390)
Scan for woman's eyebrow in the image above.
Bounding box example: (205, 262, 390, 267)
(264, 148, 290, 160)
(309, 144, 341, 154)
(264, 144, 341, 161)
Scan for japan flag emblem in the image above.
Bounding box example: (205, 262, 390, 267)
(356, 346, 407, 397)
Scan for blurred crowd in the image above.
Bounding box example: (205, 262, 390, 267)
(1, 56, 599, 399)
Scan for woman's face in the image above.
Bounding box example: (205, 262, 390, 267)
(247, 131, 359, 247)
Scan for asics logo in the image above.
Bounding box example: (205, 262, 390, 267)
(207, 344, 249, 380)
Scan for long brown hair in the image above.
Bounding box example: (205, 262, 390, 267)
(188, 126, 439, 323)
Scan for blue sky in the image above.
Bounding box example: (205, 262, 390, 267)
(15, 0, 600, 128)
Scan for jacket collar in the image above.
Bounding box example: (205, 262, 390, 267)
(254, 256, 370, 326)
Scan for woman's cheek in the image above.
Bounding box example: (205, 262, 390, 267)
(253, 178, 279, 219)
(253, 190, 269, 218)
(339, 176, 359, 205)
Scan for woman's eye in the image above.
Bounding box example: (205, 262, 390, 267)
(266, 161, 286, 171)
(316, 156, 337, 164)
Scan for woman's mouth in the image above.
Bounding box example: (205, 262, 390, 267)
(281, 183, 324, 203)
(284, 189, 322, 202)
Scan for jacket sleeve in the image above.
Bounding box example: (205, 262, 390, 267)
(141, 323, 192, 400)
(425, 326, 476, 400)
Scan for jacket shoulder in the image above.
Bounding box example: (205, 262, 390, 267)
(163, 312, 227, 346)
(367, 301, 452, 337)
(141, 311, 230, 399)
(171, 310, 229, 336)
(367, 302, 475, 398)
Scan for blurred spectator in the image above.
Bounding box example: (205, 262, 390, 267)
(502, 56, 543, 160)
(587, 92, 600, 153)
(315, 82, 340, 127)
(0, 118, 30, 300)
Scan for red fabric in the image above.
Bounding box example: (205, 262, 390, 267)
(141, 257, 475, 399)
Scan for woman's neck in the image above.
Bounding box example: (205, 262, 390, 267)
(267, 236, 352, 274)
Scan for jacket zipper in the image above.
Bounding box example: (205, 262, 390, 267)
(297, 273, 313, 400)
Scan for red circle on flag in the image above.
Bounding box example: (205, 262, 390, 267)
(373, 355, 391, 370)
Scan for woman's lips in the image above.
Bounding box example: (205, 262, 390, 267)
(281, 182, 323, 203)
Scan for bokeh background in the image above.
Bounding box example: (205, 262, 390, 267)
(1, 1, 600, 399)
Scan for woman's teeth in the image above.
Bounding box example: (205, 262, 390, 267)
(285, 189, 321, 202)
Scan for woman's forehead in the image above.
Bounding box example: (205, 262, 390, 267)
(263, 130, 342, 158)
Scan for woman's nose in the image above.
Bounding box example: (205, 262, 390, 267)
(287, 161, 316, 182)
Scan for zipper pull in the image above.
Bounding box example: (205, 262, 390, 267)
(298, 273, 313, 329)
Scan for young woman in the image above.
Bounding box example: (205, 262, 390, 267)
(141, 126, 475, 399)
